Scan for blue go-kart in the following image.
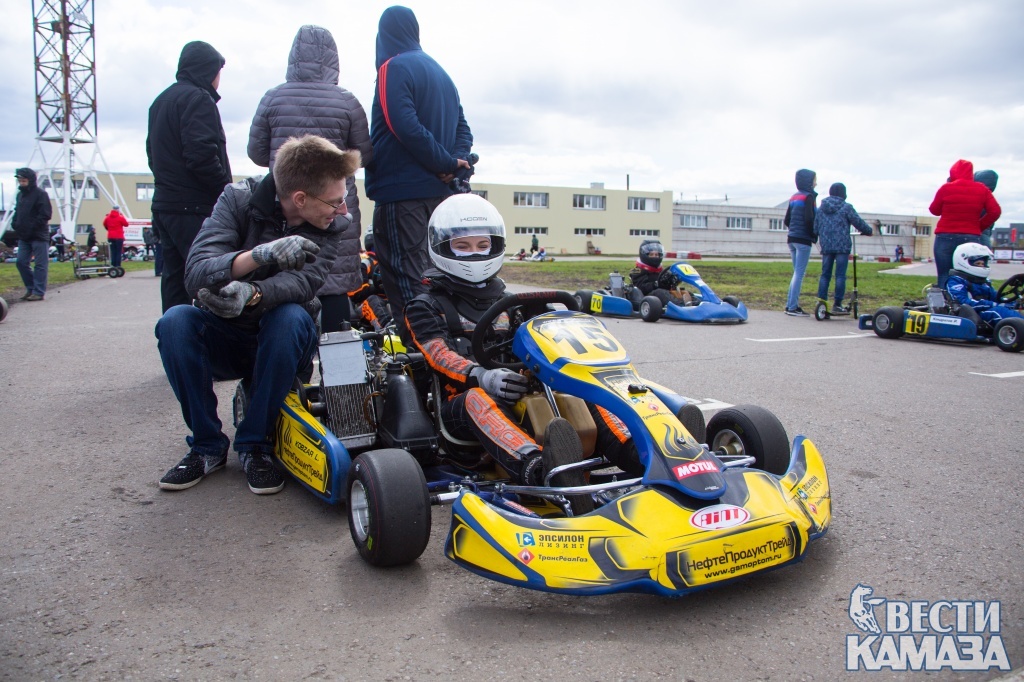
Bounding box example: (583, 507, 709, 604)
(858, 274, 1024, 352)
(575, 262, 748, 323)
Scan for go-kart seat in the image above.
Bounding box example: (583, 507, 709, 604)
(955, 303, 991, 333)
(520, 393, 597, 459)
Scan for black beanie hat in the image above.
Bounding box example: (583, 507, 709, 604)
(829, 182, 847, 200)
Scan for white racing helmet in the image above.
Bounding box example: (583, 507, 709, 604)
(952, 242, 993, 282)
(428, 194, 506, 283)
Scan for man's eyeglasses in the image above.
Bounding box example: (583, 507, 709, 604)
(308, 192, 347, 212)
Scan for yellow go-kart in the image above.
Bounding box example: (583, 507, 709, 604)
(263, 291, 831, 597)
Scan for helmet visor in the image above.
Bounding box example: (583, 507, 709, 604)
(430, 224, 505, 260)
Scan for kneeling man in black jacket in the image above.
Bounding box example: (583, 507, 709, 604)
(156, 135, 360, 494)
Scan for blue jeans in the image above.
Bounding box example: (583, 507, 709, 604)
(155, 303, 318, 458)
(109, 239, 124, 267)
(786, 242, 812, 310)
(16, 239, 49, 296)
(817, 252, 850, 304)
(934, 233, 980, 288)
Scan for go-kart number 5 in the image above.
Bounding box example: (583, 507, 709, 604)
(905, 310, 929, 335)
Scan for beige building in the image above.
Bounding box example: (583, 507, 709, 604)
(38, 171, 933, 260)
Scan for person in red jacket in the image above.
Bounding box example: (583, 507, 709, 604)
(929, 159, 1001, 287)
(103, 205, 129, 268)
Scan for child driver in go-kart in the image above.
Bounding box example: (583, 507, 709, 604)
(628, 239, 678, 305)
(945, 243, 1022, 327)
(404, 194, 645, 503)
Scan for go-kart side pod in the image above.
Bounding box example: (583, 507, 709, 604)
(274, 392, 352, 505)
(663, 300, 748, 323)
(444, 436, 830, 597)
(859, 309, 984, 342)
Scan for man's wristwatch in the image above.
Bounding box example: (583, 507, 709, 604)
(245, 283, 263, 307)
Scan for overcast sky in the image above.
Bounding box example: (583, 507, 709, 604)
(0, 0, 1021, 223)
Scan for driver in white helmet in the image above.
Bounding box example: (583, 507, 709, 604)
(404, 194, 643, 499)
(946, 243, 1022, 325)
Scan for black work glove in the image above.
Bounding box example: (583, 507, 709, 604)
(251, 235, 319, 271)
(197, 281, 254, 318)
(471, 367, 529, 401)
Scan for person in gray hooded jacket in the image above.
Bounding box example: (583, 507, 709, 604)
(973, 170, 998, 249)
(813, 182, 873, 314)
(248, 25, 372, 332)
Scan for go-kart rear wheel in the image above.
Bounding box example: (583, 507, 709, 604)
(872, 307, 905, 339)
(347, 449, 430, 567)
(574, 290, 594, 313)
(639, 295, 663, 322)
(723, 295, 741, 308)
(993, 317, 1024, 352)
(707, 405, 790, 475)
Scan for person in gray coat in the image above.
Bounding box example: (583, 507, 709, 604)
(813, 182, 873, 314)
(247, 25, 372, 332)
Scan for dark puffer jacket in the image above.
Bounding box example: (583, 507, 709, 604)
(146, 41, 233, 215)
(365, 6, 473, 204)
(12, 168, 53, 242)
(247, 25, 371, 296)
(784, 169, 817, 246)
(813, 196, 873, 254)
(929, 160, 1001, 235)
(184, 174, 351, 331)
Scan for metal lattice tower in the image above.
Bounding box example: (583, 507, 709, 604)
(2, 0, 130, 239)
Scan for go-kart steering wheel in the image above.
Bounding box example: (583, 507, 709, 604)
(471, 291, 580, 370)
(996, 273, 1024, 307)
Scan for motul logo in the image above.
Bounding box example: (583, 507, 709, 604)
(690, 504, 750, 530)
(672, 460, 718, 480)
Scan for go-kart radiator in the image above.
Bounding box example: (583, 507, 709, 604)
(318, 331, 377, 450)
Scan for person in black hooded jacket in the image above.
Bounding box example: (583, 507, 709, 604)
(12, 168, 54, 301)
(147, 40, 233, 312)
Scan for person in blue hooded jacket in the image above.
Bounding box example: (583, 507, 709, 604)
(783, 169, 817, 316)
(813, 183, 873, 314)
(364, 5, 473, 345)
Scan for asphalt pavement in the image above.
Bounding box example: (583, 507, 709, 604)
(0, 270, 1021, 680)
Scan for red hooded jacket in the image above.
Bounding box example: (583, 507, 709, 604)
(929, 160, 1001, 235)
(103, 209, 128, 240)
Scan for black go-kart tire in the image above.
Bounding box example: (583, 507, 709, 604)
(707, 405, 790, 476)
(232, 379, 251, 428)
(574, 290, 594, 313)
(872, 307, 905, 339)
(639, 295, 663, 322)
(723, 295, 741, 308)
(676, 402, 707, 444)
(814, 301, 829, 321)
(347, 449, 431, 567)
(994, 317, 1024, 352)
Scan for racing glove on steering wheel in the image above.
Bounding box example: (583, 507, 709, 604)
(471, 367, 528, 402)
(197, 281, 254, 319)
(251, 235, 319, 271)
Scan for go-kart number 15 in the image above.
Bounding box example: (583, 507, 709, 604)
(551, 322, 619, 355)
(905, 311, 929, 335)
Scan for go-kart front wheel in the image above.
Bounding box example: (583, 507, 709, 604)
(574, 290, 594, 313)
(994, 317, 1024, 352)
(872, 307, 905, 339)
(347, 449, 430, 567)
(723, 295, 741, 308)
(706, 405, 790, 475)
(639, 295, 663, 322)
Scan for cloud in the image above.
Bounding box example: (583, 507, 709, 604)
(0, 0, 1021, 223)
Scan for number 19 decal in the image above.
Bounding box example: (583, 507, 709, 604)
(905, 310, 929, 335)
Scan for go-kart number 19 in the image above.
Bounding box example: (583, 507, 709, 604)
(905, 310, 929, 335)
